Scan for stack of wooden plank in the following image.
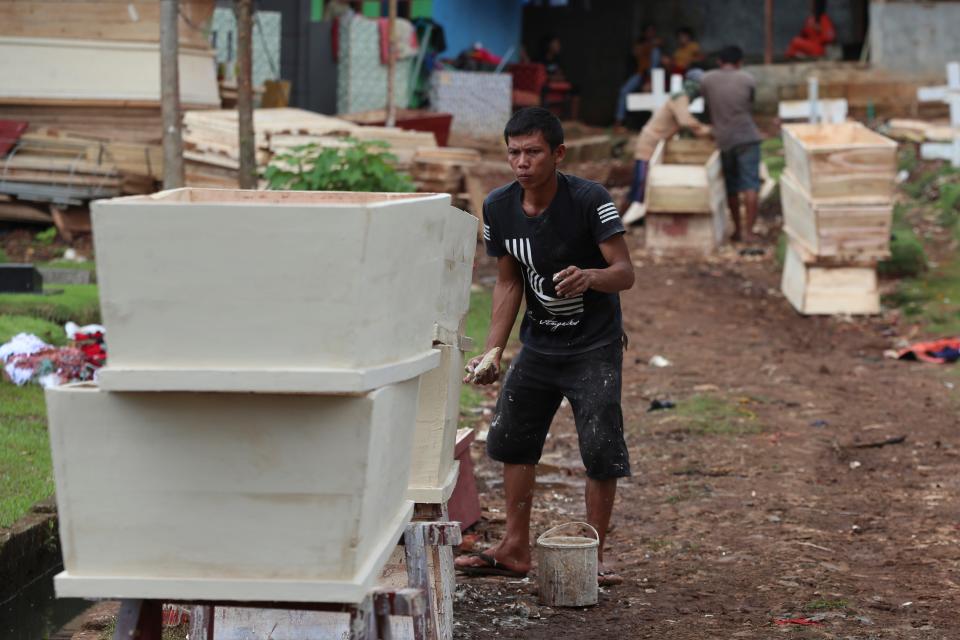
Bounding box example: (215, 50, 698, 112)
(183, 108, 438, 188)
(410, 147, 480, 210)
(644, 137, 727, 253)
(779, 122, 897, 315)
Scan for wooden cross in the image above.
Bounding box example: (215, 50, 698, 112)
(626, 68, 705, 115)
(917, 61, 960, 167)
(778, 76, 848, 124)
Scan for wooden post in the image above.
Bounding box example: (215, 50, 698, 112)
(386, 0, 398, 127)
(160, 0, 184, 189)
(236, 0, 257, 189)
(764, 0, 773, 65)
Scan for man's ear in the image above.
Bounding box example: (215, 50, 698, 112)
(554, 143, 566, 164)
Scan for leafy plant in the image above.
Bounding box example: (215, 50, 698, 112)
(264, 138, 414, 193)
(34, 226, 57, 246)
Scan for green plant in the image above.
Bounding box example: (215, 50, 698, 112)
(878, 204, 927, 278)
(264, 138, 414, 192)
(34, 226, 57, 246)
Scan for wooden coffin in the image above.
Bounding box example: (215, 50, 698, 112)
(645, 138, 727, 252)
(408, 345, 464, 504)
(781, 239, 879, 315)
(47, 379, 420, 603)
(92, 189, 460, 393)
(780, 169, 892, 260)
(781, 122, 897, 202)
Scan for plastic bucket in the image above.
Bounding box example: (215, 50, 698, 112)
(535, 522, 599, 607)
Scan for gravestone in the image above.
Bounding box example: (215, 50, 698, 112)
(0, 264, 42, 293)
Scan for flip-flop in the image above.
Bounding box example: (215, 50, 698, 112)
(455, 552, 528, 578)
(597, 570, 624, 587)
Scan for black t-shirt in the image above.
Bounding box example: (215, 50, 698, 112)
(483, 172, 626, 355)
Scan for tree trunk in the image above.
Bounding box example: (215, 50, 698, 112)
(236, 0, 257, 189)
(160, 0, 184, 189)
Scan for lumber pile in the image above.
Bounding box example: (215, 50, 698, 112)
(884, 118, 955, 144)
(410, 147, 480, 210)
(644, 137, 727, 253)
(182, 108, 438, 188)
(779, 122, 897, 315)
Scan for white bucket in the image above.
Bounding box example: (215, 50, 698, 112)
(535, 522, 599, 607)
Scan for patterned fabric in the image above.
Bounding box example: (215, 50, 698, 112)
(431, 70, 512, 139)
(337, 15, 414, 114)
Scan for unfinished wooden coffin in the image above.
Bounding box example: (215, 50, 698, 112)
(0, 37, 219, 107)
(46, 379, 420, 603)
(781, 122, 897, 202)
(433, 206, 478, 346)
(781, 240, 879, 315)
(408, 345, 464, 504)
(92, 189, 460, 393)
(780, 169, 892, 260)
(645, 138, 727, 252)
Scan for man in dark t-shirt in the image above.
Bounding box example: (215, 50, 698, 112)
(454, 108, 635, 586)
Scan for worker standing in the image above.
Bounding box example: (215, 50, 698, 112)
(623, 69, 712, 225)
(454, 107, 635, 587)
(700, 46, 762, 243)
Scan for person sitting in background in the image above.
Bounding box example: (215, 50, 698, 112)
(786, 0, 835, 59)
(535, 34, 580, 120)
(622, 69, 711, 224)
(669, 27, 703, 75)
(613, 25, 662, 130)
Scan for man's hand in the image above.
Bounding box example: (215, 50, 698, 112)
(463, 347, 502, 385)
(553, 266, 593, 298)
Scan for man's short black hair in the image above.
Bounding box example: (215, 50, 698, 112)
(718, 45, 743, 65)
(676, 27, 695, 39)
(504, 107, 564, 150)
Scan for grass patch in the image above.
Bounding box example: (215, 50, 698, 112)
(460, 288, 494, 419)
(0, 383, 52, 528)
(774, 232, 788, 269)
(39, 260, 97, 272)
(761, 137, 785, 182)
(0, 314, 67, 345)
(885, 255, 960, 336)
(803, 598, 849, 611)
(0, 284, 99, 325)
(673, 394, 762, 436)
(878, 204, 927, 279)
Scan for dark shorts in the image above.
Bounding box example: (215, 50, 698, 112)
(486, 340, 631, 480)
(721, 142, 761, 194)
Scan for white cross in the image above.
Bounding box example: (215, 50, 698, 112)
(917, 61, 960, 167)
(777, 76, 848, 124)
(626, 68, 705, 114)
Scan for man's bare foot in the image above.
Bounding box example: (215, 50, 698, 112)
(455, 542, 531, 576)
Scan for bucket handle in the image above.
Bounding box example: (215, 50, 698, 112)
(537, 521, 599, 545)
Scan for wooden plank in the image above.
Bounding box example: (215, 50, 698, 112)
(646, 212, 718, 253)
(0, 201, 53, 223)
(780, 169, 891, 260)
(781, 240, 879, 315)
(0, 1, 215, 51)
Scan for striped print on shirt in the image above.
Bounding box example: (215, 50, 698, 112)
(597, 202, 619, 224)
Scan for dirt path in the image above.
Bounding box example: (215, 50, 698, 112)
(454, 232, 960, 639)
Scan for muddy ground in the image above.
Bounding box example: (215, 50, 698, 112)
(453, 228, 960, 640)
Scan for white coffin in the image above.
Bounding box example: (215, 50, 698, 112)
(92, 189, 458, 393)
(46, 380, 420, 603)
(433, 208, 478, 345)
(407, 345, 464, 504)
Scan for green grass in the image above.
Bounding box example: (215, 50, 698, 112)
(0, 384, 52, 528)
(761, 137, 785, 182)
(0, 314, 68, 345)
(39, 260, 97, 272)
(672, 394, 762, 436)
(0, 284, 99, 325)
(803, 598, 849, 612)
(885, 254, 960, 336)
(878, 204, 927, 279)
